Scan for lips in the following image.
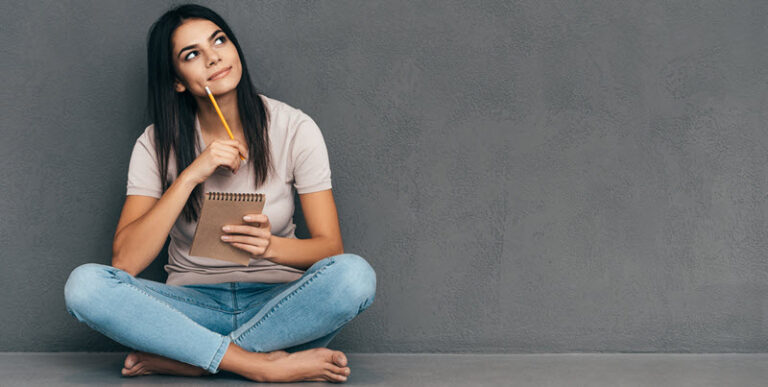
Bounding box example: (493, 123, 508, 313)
(208, 66, 232, 81)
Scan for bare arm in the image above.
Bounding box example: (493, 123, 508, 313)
(111, 172, 198, 276)
(267, 189, 344, 270)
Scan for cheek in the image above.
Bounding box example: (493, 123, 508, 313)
(180, 65, 209, 90)
(175, 65, 196, 84)
(229, 49, 243, 73)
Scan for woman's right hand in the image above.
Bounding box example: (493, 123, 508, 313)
(182, 139, 248, 185)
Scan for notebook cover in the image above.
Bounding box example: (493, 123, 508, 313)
(189, 192, 266, 266)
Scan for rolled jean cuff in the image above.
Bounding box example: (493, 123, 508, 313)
(206, 335, 232, 374)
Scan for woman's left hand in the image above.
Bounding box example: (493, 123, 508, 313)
(221, 214, 274, 259)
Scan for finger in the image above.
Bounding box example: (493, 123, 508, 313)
(213, 146, 238, 158)
(216, 154, 239, 173)
(216, 139, 242, 147)
(226, 236, 269, 247)
(222, 225, 252, 236)
(214, 147, 240, 167)
(242, 216, 259, 227)
(221, 140, 247, 159)
(213, 143, 239, 153)
(243, 215, 269, 228)
(213, 150, 238, 167)
(237, 142, 248, 159)
(213, 143, 239, 154)
(223, 225, 269, 238)
(244, 214, 268, 223)
(223, 235, 268, 247)
(229, 242, 264, 257)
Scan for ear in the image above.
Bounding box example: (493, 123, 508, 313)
(174, 79, 186, 93)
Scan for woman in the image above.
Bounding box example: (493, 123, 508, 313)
(63, 4, 375, 383)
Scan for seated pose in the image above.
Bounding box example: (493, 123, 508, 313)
(64, 4, 375, 383)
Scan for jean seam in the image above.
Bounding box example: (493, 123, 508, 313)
(231, 282, 239, 333)
(109, 265, 231, 312)
(206, 335, 231, 374)
(230, 258, 336, 344)
(139, 285, 234, 313)
(235, 304, 271, 313)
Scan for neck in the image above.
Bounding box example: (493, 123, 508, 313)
(195, 89, 243, 138)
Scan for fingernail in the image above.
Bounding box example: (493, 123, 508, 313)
(222, 226, 230, 231)
(243, 216, 252, 221)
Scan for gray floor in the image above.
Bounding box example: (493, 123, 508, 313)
(1, 352, 766, 386)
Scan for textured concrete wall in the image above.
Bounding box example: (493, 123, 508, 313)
(1, 0, 767, 352)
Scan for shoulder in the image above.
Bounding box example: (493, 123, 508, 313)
(259, 94, 315, 130)
(259, 93, 294, 115)
(135, 123, 156, 148)
(130, 124, 160, 165)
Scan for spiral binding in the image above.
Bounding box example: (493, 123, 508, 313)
(205, 192, 265, 202)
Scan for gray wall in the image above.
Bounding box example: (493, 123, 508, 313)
(1, 0, 767, 353)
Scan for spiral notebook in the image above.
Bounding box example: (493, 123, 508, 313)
(189, 192, 266, 266)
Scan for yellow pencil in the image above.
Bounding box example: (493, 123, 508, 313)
(205, 86, 246, 161)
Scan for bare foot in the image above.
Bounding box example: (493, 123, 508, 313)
(224, 346, 351, 383)
(121, 351, 212, 377)
(262, 348, 351, 383)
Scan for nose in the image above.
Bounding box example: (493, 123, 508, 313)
(207, 50, 221, 67)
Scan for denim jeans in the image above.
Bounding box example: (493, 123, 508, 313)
(63, 253, 376, 374)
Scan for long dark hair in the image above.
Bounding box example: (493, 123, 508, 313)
(146, 4, 272, 223)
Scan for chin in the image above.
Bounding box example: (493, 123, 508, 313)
(205, 82, 237, 96)
(209, 75, 241, 92)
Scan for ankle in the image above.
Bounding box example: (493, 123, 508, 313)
(218, 343, 269, 378)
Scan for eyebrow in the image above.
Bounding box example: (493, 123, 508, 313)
(177, 29, 224, 59)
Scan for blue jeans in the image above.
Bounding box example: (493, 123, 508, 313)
(63, 253, 376, 374)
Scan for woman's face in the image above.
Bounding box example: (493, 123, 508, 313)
(171, 18, 242, 96)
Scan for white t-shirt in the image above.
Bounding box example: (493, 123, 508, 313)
(126, 94, 332, 285)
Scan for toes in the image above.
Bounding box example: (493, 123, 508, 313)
(327, 364, 351, 377)
(134, 365, 152, 376)
(326, 371, 348, 382)
(121, 360, 152, 378)
(332, 351, 348, 367)
(124, 352, 140, 369)
(121, 365, 141, 377)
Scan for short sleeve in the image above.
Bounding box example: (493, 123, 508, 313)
(290, 114, 332, 194)
(126, 127, 163, 198)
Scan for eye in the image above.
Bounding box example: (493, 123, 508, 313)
(183, 36, 227, 61)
